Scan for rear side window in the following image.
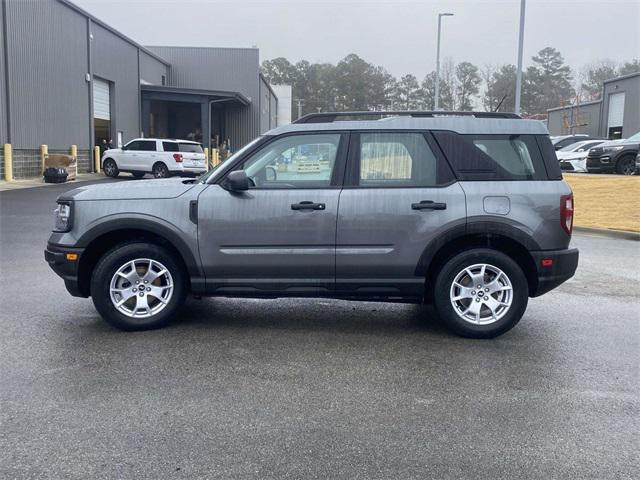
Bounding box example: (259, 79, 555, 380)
(432, 132, 548, 180)
(162, 142, 179, 152)
(357, 132, 453, 187)
(178, 143, 204, 153)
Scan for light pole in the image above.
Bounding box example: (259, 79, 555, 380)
(514, 0, 526, 115)
(434, 12, 454, 111)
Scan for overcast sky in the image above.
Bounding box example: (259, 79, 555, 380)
(75, 0, 639, 79)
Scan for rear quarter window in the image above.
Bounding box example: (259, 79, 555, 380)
(432, 131, 550, 180)
(162, 142, 179, 152)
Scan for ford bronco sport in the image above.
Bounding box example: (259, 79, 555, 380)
(45, 111, 579, 338)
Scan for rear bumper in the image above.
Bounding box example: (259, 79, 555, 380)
(530, 248, 579, 297)
(44, 244, 87, 297)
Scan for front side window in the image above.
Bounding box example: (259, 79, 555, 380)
(358, 132, 440, 187)
(125, 141, 140, 151)
(240, 133, 341, 188)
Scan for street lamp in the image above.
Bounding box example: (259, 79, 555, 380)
(514, 0, 526, 115)
(434, 12, 454, 111)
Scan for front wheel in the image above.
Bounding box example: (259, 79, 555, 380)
(433, 248, 528, 338)
(90, 243, 187, 331)
(103, 158, 119, 178)
(616, 155, 636, 175)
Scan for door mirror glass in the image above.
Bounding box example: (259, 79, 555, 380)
(225, 170, 249, 191)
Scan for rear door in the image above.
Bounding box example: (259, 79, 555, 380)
(197, 132, 348, 295)
(335, 131, 466, 298)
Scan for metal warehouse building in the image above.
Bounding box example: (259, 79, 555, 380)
(547, 72, 640, 139)
(0, 0, 279, 179)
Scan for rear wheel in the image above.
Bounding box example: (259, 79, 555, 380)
(90, 243, 187, 331)
(152, 162, 169, 178)
(616, 155, 636, 175)
(103, 158, 119, 178)
(433, 248, 528, 338)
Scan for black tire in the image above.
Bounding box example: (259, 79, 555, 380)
(432, 248, 528, 339)
(103, 158, 119, 178)
(132, 172, 145, 179)
(90, 242, 187, 331)
(616, 154, 636, 175)
(152, 162, 169, 178)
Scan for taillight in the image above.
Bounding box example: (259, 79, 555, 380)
(173, 153, 183, 163)
(560, 194, 574, 235)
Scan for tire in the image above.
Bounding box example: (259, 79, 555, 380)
(90, 242, 187, 331)
(152, 162, 169, 178)
(103, 158, 119, 178)
(616, 155, 636, 175)
(432, 248, 528, 339)
(132, 172, 145, 179)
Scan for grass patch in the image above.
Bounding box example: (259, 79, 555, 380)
(564, 174, 640, 232)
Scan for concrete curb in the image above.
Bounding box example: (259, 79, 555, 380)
(0, 173, 108, 192)
(574, 226, 640, 241)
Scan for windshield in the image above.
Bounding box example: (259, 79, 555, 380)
(197, 136, 264, 183)
(626, 132, 640, 142)
(559, 141, 585, 152)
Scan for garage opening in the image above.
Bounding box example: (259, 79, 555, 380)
(93, 77, 112, 149)
(607, 92, 625, 139)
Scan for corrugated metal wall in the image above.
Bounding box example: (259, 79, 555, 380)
(91, 23, 140, 144)
(5, 0, 90, 149)
(0, 0, 7, 145)
(259, 76, 270, 133)
(547, 102, 601, 137)
(148, 46, 260, 149)
(140, 51, 168, 86)
(269, 88, 278, 130)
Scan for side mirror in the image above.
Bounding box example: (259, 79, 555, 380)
(225, 170, 249, 191)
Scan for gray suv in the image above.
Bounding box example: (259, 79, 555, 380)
(45, 111, 579, 338)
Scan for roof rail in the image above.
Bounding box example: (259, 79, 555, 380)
(293, 111, 521, 124)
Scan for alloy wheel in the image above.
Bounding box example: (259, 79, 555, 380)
(449, 263, 513, 325)
(109, 258, 174, 318)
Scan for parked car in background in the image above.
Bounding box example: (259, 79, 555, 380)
(551, 134, 594, 150)
(46, 111, 579, 339)
(101, 138, 207, 179)
(586, 132, 640, 175)
(557, 140, 606, 172)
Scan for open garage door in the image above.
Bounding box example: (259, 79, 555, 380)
(607, 92, 625, 139)
(93, 78, 112, 148)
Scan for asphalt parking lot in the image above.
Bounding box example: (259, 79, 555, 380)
(1, 179, 638, 479)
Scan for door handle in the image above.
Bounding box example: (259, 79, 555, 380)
(291, 201, 326, 211)
(412, 200, 447, 210)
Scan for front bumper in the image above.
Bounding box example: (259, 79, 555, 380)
(45, 244, 87, 297)
(530, 248, 579, 297)
(586, 155, 614, 172)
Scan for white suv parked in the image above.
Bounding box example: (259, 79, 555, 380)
(101, 138, 207, 179)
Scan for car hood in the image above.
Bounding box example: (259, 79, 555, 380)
(596, 139, 631, 148)
(557, 151, 587, 160)
(59, 178, 198, 201)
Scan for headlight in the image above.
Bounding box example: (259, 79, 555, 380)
(603, 146, 624, 153)
(53, 201, 73, 232)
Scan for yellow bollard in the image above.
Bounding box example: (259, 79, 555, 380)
(3, 144, 13, 181)
(94, 146, 101, 173)
(204, 147, 209, 171)
(70, 144, 77, 159)
(212, 148, 219, 166)
(40, 144, 48, 174)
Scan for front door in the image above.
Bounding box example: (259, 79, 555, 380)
(197, 132, 348, 295)
(335, 131, 466, 298)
